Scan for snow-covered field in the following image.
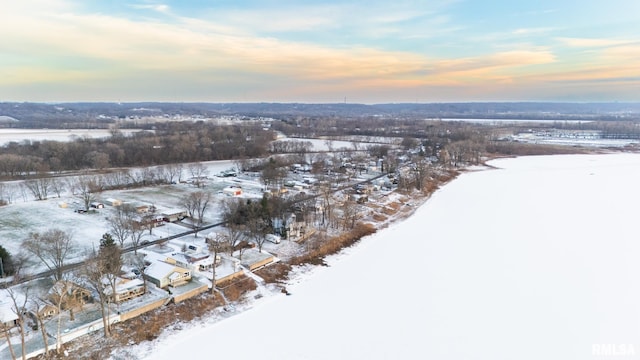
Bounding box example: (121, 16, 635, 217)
(0, 159, 265, 274)
(512, 132, 640, 147)
(126, 153, 640, 360)
(0, 129, 144, 145)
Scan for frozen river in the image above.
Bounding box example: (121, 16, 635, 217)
(126, 153, 640, 360)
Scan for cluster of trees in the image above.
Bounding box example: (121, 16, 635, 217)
(0, 122, 274, 180)
(1, 228, 138, 358)
(0, 162, 214, 204)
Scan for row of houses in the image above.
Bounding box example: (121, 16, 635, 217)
(0, 245, 267, 331)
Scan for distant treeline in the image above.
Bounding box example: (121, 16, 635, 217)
(0, 122, 274, 178)
(1, 101, 640, 128)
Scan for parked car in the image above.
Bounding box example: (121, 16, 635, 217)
(266, 234, 281, 244)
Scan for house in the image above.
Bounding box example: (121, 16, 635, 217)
(272, 213, 303, 239)
(105, 277, 145, 303)
(0, 290, 19, 329)
(133, 215, 165, 229)
(144, 261, 192, 289)
(161, 209, 188, 222)
(165, 252, 217, 272)
(239, 249, 276, 271)
(48, 280, 92, 310)
(32, 302, 59, 320)
(135, 204, 150, 213)
(171, 239, 206, 253)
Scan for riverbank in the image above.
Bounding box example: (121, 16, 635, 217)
(47, 162, 460, 359)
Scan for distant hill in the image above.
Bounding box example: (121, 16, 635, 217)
(1, 101, 639, 128)
(0, 115, 19, 123)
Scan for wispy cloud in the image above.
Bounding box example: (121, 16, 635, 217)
(512, 27, 556, 36)
(1, 0, 638, 102)
(557, 37, 634, 48)
(129, 3, 170, 13)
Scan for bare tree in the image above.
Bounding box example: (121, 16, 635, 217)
(341, 198, 361, 230)
(3, 285, 30, 360)
(50, 178, 66, 198)
(0, 254, 31, 360)
(29, 296, 52, 357)
(324, 139, 334, 152)
(80, 235, 122, 340)
(207, 233, 231, 295)
(164, 163, 183, 184)
(23, 229, 74, 282)
(45, 271, 87, 355)
(81, 255, 113, 338)
(247, 218, 271, 252)
(261, 158, 287, 190)
(108, 205, 134, 248)
(71, 174, 103, 211)
(187, 162, 208, 188)
(23, 178, 52, 200)
(412, 157, 430, 192)
(128, 218, 146, 255)
(183, 191, 212, 237)
(0, 183, 18, 204)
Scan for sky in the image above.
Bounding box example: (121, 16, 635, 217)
(119, 153, 640, 360)
(1, 0, 640, 103)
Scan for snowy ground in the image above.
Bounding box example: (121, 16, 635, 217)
(0, 159, 266, 275)
(120, 153, 640, 360)
(0, 129, 143, 145)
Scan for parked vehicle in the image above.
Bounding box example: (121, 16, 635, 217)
(266, 234, 281, 244)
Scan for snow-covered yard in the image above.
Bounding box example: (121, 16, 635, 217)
(0, 159, 267, 275)
(122, 153, 640, 360)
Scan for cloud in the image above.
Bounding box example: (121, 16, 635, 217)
(512, 27, 555, 35)
(557, 37, 633, 48)
(0, 4, 560, 100)
(129, 3, 170, 13)
(1, 0, 636, 102)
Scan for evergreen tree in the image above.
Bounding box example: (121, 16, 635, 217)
(0, 244, 14, 276)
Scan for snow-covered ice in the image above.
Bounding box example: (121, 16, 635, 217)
(121, 153, 640, 360)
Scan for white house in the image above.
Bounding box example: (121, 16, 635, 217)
(104, 277, 145, 303)
(0, 290, 19, 329)
(165, 252, 217, 272)
(144, 261, 192, 289)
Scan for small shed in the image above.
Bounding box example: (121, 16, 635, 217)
(104, 198, 123, 207)
(90, 202, 105, 209)
(223, 186, 243, 196)
(161, 209, 188, 222)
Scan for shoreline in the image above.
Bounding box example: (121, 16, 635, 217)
(63, 151, 609, 358)
(136, 151, 640, 360)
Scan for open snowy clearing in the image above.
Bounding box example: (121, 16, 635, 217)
(0, 129, 144, 145)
